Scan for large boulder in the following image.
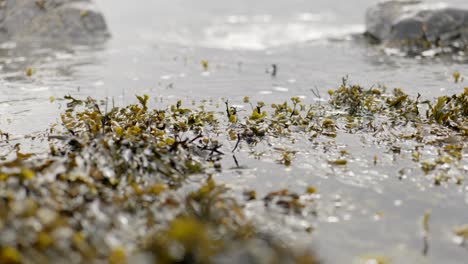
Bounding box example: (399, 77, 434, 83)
(0, 0, 109, 44)
(365, 0, 468, 54)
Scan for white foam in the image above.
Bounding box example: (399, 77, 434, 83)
(141, 13, 366, 51)
(296, 12, 336, 22)
(273, 86, 289, 92)
(201, 22, 365, 50)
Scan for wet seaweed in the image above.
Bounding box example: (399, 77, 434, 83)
(0, 79, 467, 262)
(0, 94, 319, 263)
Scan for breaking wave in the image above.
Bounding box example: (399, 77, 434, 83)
(200, 22, 365, 50)
(142, 13, 365, 50)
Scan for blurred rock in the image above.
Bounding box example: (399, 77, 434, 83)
(365, 0, 468, 53)
(0, 0, 109, 44)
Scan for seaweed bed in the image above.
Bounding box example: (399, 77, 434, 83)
(0, 79, 467, 263)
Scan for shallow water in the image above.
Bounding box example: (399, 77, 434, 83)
(1, 0, 468, 263)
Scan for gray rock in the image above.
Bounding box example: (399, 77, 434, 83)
(0, 0, 109, 44)
(365, 0, 468, 52)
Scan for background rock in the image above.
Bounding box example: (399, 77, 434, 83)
(365, 0, 468, 52)
(0, 0, 109, 44)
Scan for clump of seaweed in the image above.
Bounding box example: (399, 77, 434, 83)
(146, 177, 318, 263)
(424, 88, 468, 135)
(58, 95, 221, 187)
(0, 94, 319, 263)
(328, 77, 420, 121)
(328, 77, 381, 116)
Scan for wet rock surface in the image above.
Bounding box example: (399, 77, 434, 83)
(0, 0, 109, 44)
(365, 0, 468, 55)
